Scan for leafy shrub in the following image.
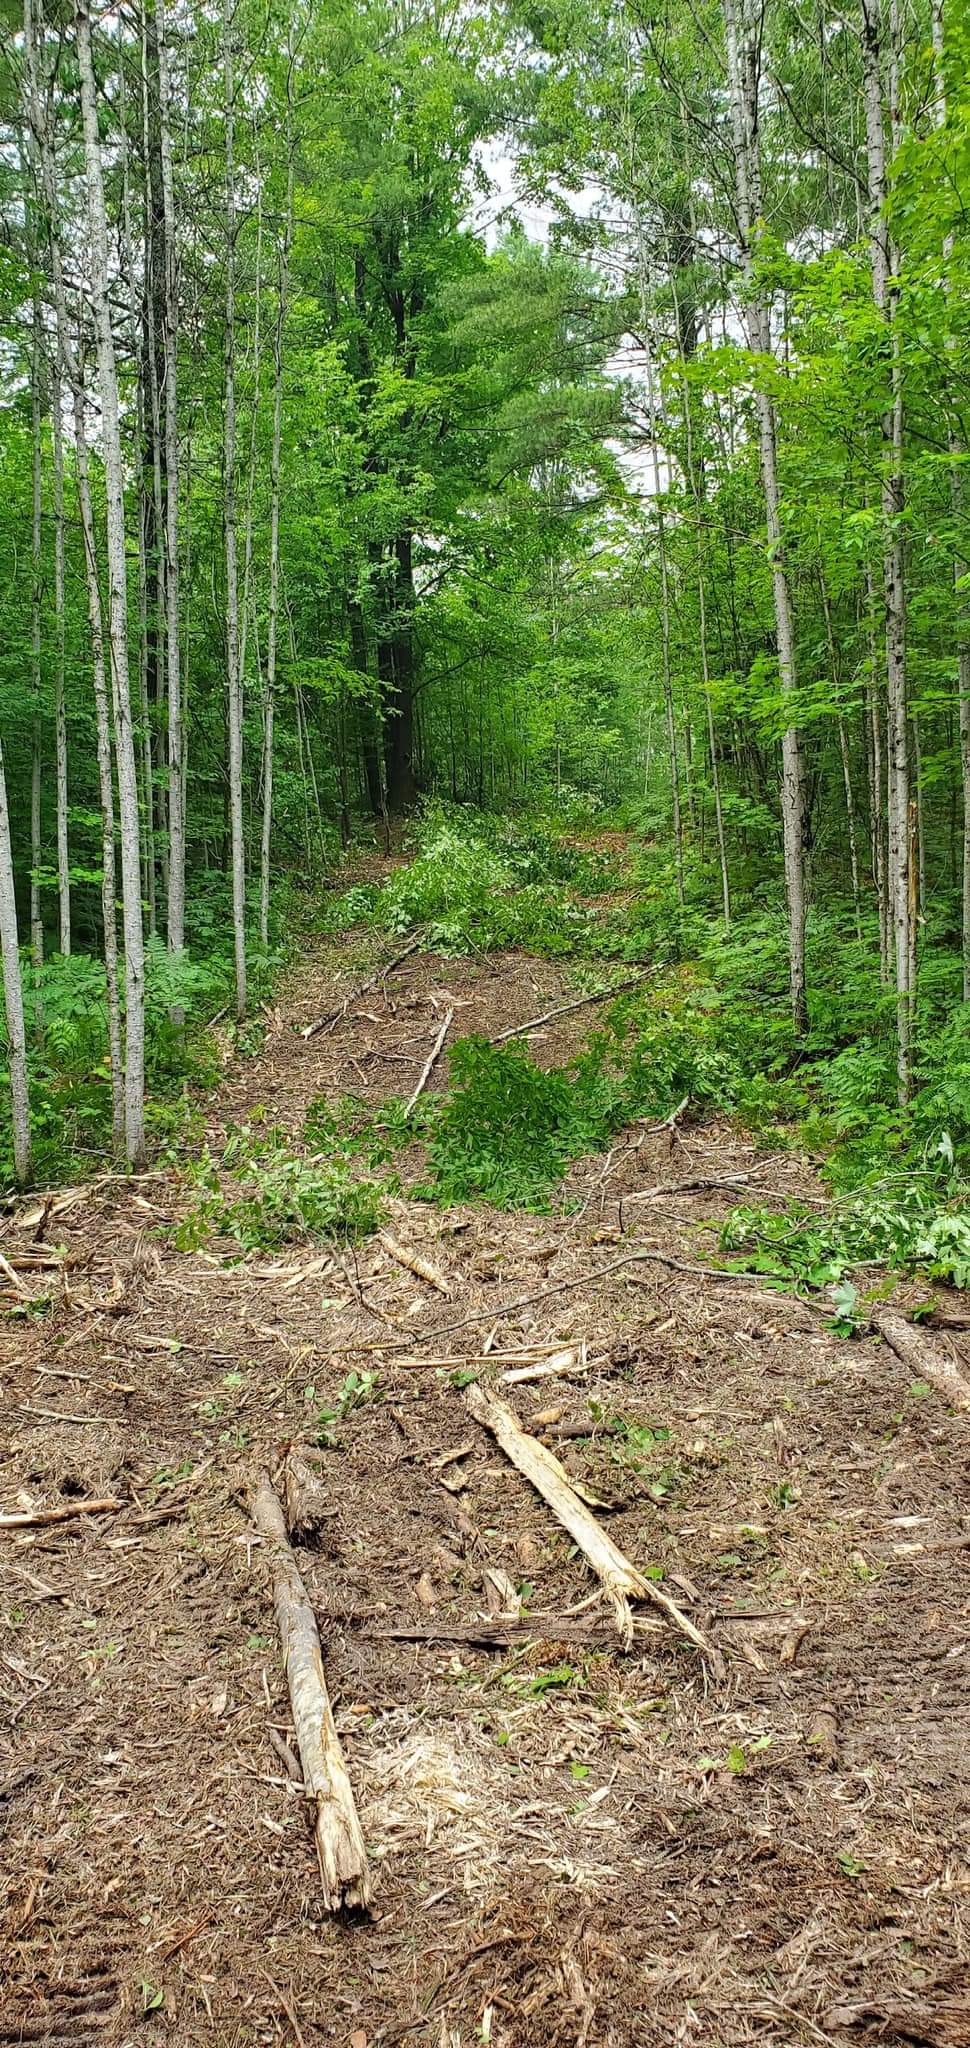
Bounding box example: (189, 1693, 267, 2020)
(315, 803, 614, 957)
(175, 1124, 385, 1252)
(720, 1175, 970, 1290)
(416, 1035, 615, 1209)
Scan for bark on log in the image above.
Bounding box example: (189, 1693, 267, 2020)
(872, 1307, 970, 1415)
(252, 1471, 372, 1910)
(464, 1381, 717, 1666)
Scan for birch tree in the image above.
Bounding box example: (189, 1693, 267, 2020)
(0, 733, 31, 1185)
(156, 0, 185, 999)
(861, 0, 913, 1100)
(723, 0, 808, 1036)
(76, 0, 147, 1166)
(23, 0, 125, 1150)
(260, 56, 296, 949)
(223, 0, 247, 1020)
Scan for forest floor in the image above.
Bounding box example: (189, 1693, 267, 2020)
(1, 860, 969, 2048)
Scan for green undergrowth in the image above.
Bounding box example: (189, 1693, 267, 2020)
(174, 1120, 386, 1254)
(0, 875, 295, 1186)
(316, 801, 622, 958)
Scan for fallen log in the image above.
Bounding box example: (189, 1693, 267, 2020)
(872, 1307, 970, 1416)
(300, 934, 423, 1041)
(252, 1471, 372, 1911)
(463, 1381, 717, 1665)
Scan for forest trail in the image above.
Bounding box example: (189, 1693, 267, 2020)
(1, 894, 969, 2048)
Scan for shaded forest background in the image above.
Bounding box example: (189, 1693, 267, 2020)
(0, 0, 969, 1229)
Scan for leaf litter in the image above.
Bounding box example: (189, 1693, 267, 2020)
(1, 893, 969, 2046)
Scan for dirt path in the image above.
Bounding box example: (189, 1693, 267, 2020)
(2, 919, 969, 2048)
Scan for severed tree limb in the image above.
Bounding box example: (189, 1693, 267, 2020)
(379, 1231, 451, 1296)
(502, 1343, 588, 1384)
(871, 1306, 970, 1415)
(464, 1381, 718, 1667)
(300, 934, 423, 1040)
(252, 1471, 372, 1911)
(489, 967, 662, 1047)
(405, 1005, 453, 1116)
(424, 1243, 797, 1345)
(372, 1613, 662, 1650)
(0, 1495, 122, 1530)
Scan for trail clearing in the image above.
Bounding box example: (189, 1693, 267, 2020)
(2, 905, 969, 2048)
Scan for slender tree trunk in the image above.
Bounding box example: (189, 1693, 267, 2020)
(260, 100, 294, 949)
(23, 0, 124, 1150)
(223, 0, 246, 1020)
(724, 0, 808, 1034)
(0, 733, 31, 1186)
(931, 0, 970, 1000)
(862, 0, 912, 1100)
(642, 329, 684, 904)
(77, 0, 146, 1166)
(29, 274, 44, 1002)
(118, 28, 156, 938)
(820, 575, 862, 938)
(680, 311, 730, 929)
(51, 369, 70, 955)
(141, 4, 168, 919)
(156, 0, 185, 998)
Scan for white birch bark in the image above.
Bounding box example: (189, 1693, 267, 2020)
(723, 0, 808, 1034)
(77, 0, 147, 1166)
(51, 367, 70, 955)
(260, 103, 295, 949)
(156, 0, 185, 1005)
(931, 0, 970, 1000)
(223, 0, 246, 1020)
(23, 0, 125, 1151)
(0, 733, 31, 1185)
(861, 0, 912, 1100)
(29, 269, 44, 999)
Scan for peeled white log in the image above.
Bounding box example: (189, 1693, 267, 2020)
(253, 1471, 372, 1910)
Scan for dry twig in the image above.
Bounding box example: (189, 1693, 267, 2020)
(405, 1005, 454, 1114)
(0, 1496, 122, 1530)
(489, 967, 661, 1046)
(300, 934, 423, 1040)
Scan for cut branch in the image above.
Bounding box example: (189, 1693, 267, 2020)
(464, 1381, 717, 1666)
(379, 1232, 450, 1296)
(252, 1471, 372, 1911)
(0, 1496, 122, 1530)
(301, 935, 423, 1040)
(489, 968, 662, 1046)
(405, 1005, 453, 1115)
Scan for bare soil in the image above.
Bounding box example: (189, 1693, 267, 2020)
(2, 900, 969, 2048)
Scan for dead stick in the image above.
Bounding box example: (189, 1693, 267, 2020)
(252, 1472, 372, 1910)
(425, 1244, 796, 1344)
(464, 1381, 717, 1665)
(405, 1006, 454, 1116)
(0, 1496, 122, 1530)
(489, 967, 663, 1046)
(379, 1232, 451, 1296)
(301, 935, 423, 1040)
(372, 1614, 662, 1649)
